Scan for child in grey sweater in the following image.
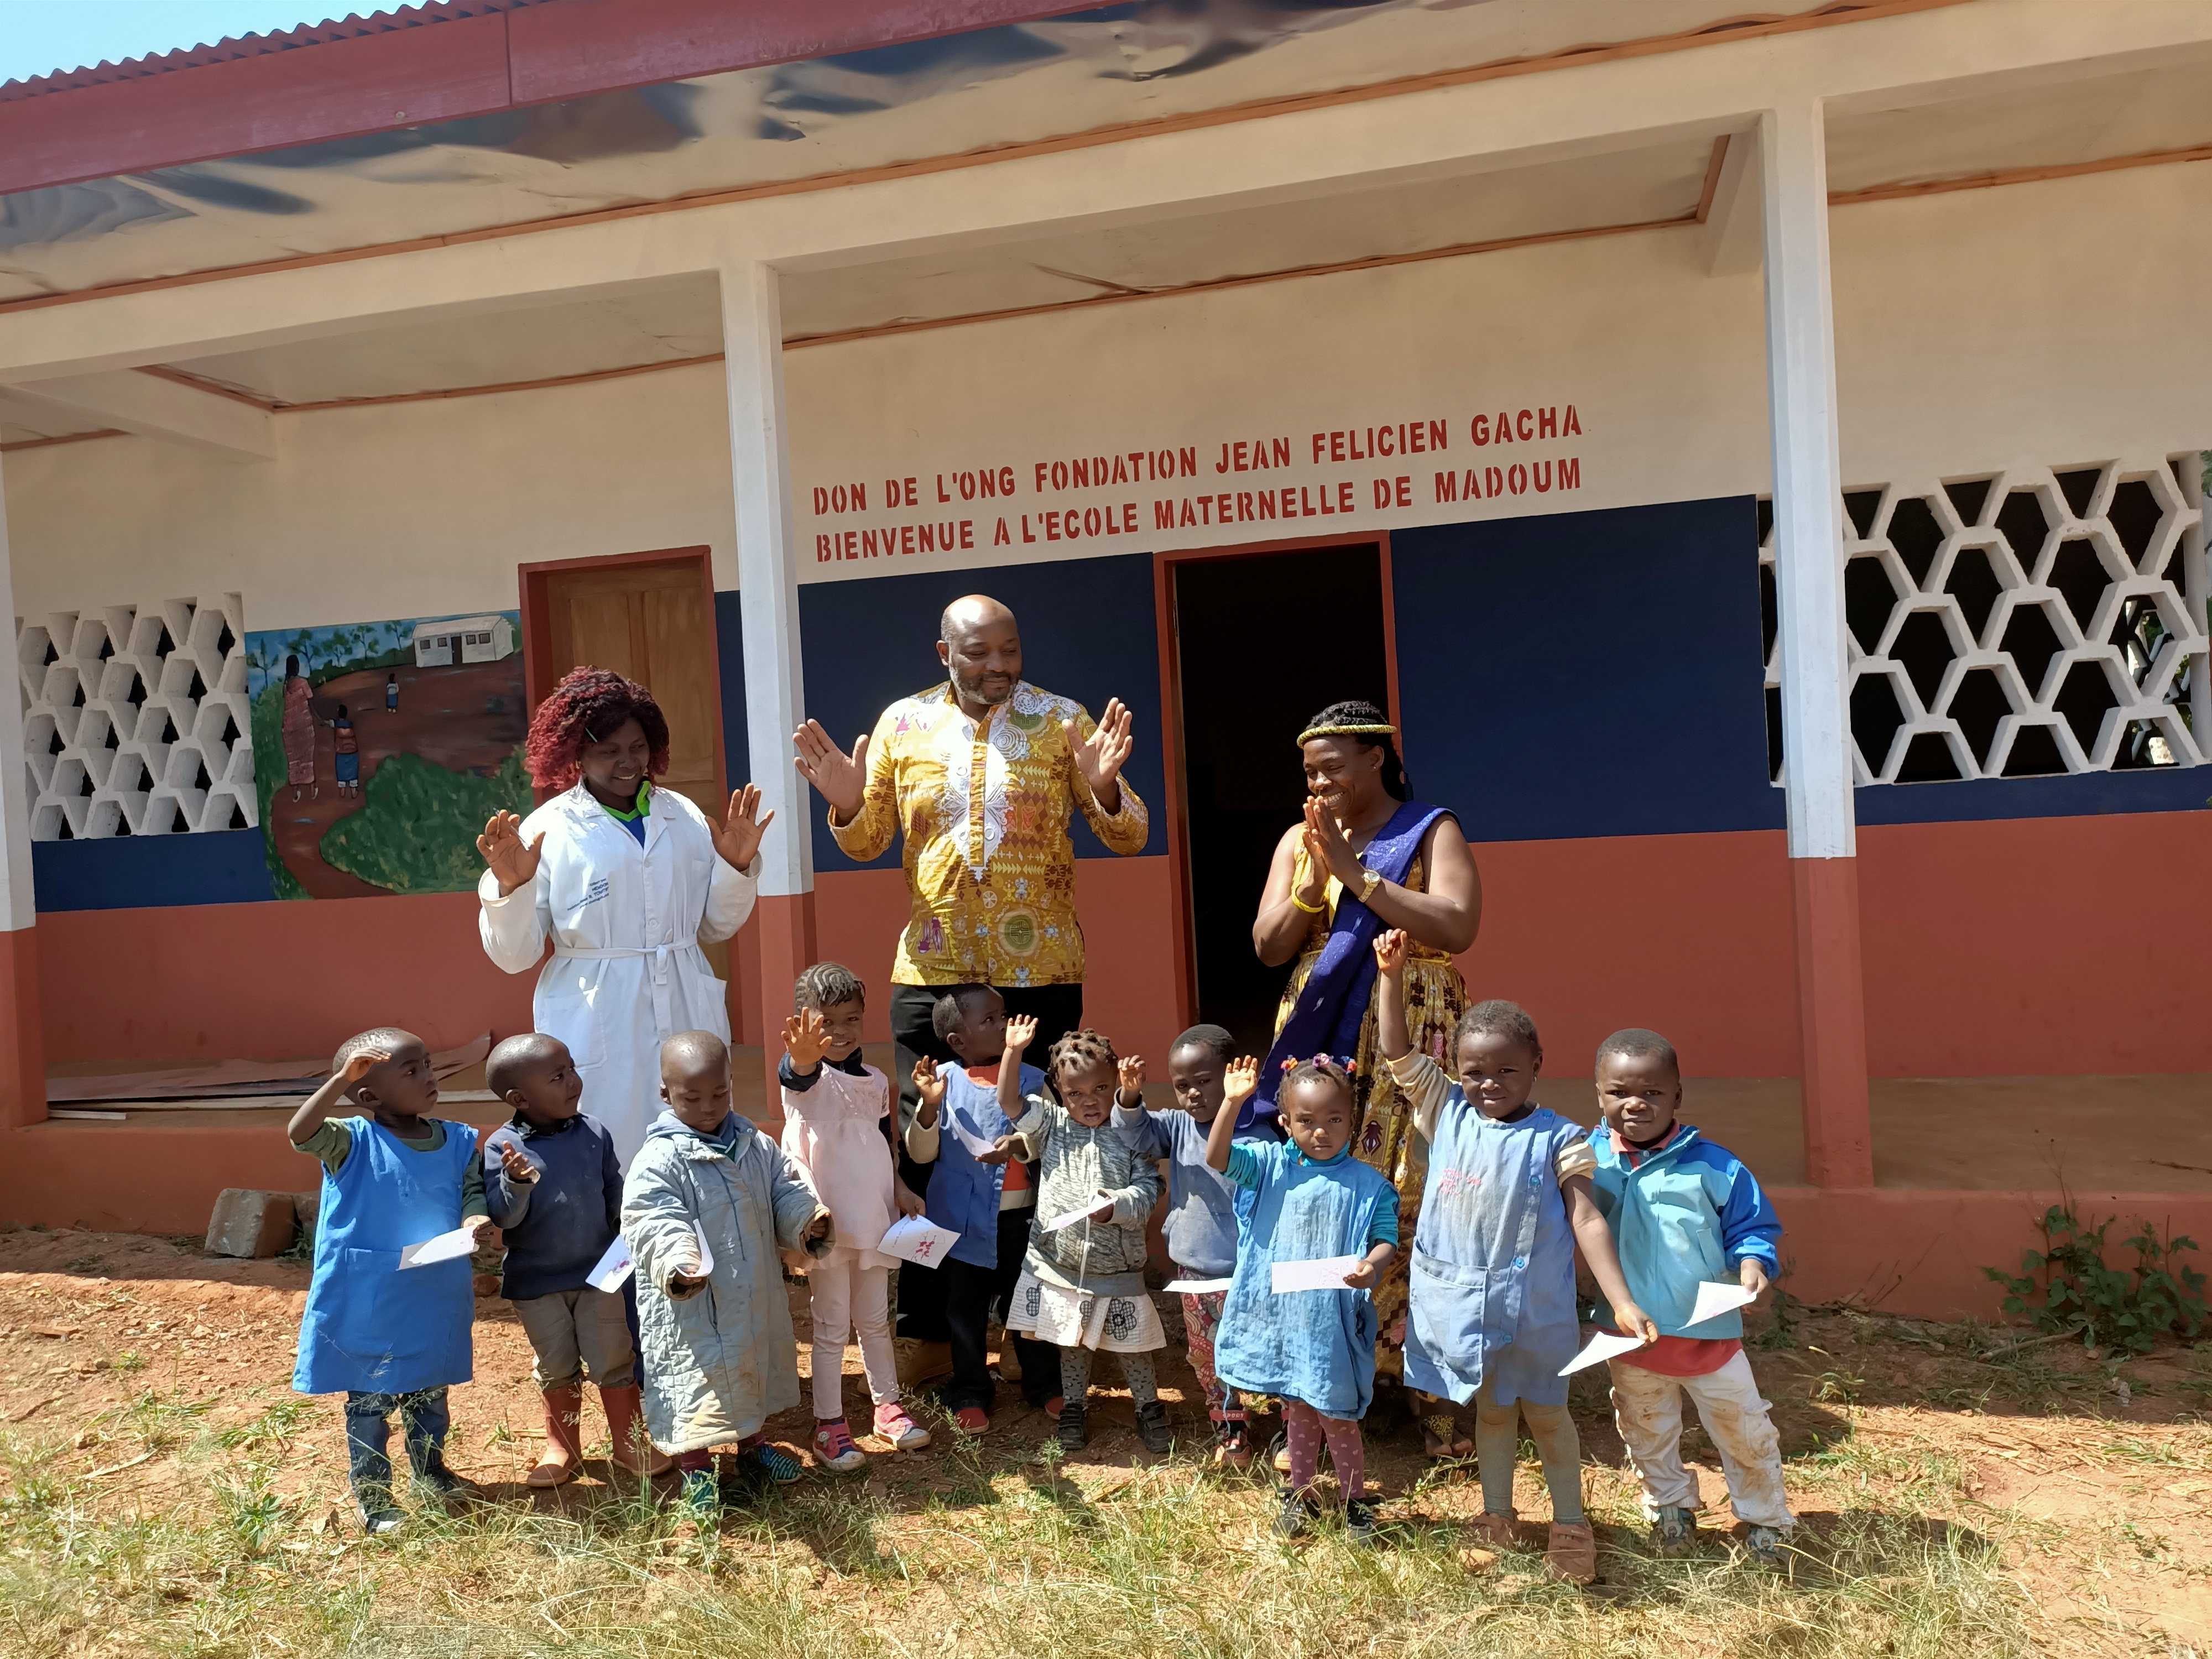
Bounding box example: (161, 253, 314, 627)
(994, 1018, 1168, 1454)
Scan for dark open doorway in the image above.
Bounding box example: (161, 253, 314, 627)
(1170, 541, 1392, 1057)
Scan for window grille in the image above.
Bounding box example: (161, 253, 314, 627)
(15, 595, 255, 838)
(1760, 455, 2207, 784)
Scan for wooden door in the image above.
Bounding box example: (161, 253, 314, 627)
(541, 559, 723, 821)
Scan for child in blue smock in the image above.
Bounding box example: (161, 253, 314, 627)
(1204, 1052, 1398, 1545)
(1374, 930, 1655, 1585)
(290, 1027, 492, 1535)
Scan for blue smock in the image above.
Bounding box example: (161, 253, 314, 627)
(1402, 1089, 1589, 1408)
(293, 1117, 478, 1396)
(922, 1063, 1044, 1269)
(1213, 1139, 1397, 1420)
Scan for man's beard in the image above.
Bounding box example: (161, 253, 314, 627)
(950, 665, 1015, 707)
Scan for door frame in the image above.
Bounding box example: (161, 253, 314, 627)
(1150, 530, 1401, 1035)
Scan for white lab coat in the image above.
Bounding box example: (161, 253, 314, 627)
(477, 782, 758, 1166)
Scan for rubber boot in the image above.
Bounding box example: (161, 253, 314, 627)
(601, 1384, 671, 1477)
(526, 1384, 584, 1488)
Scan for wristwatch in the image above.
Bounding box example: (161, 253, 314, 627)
(1356, 868, 1383, 907)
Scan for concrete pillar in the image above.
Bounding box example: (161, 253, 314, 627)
(0, 454, 45, 1130)
(1758, 100, 1874, 1189)
(719, 257, 815, 1108)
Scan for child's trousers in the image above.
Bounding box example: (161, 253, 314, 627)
(807, 1247, 900, 1418)
(344, 1386, 449, 1501)
(1177, 1286, 1246, 1423)
(1606, 1351, 1793, 1529)
(512, 1286, 635, 1390)
(941, 1207, 1058, 1414)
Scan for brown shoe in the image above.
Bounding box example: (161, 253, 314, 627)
(526, 1384, 583, 1488)
(601, 1385, 671, 1478)
(1546, 1520, 1597, 1585)
(1468, 1510, 1516, 1549)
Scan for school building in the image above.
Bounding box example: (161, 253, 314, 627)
(1, 0, 2206, 1314)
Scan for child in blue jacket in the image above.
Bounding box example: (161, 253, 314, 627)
(1585, 1026, 1792, 1566)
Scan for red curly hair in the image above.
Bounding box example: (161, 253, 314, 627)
(524, 666, 672, 791)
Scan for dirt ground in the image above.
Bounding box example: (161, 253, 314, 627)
(3, 1226, 2209, 1656)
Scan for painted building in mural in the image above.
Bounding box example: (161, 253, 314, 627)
(0, 0, 2207, 1313)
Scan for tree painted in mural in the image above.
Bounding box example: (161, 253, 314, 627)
(245, 613, 531, 900)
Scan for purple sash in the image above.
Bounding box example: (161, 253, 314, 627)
(1241, 801, 1448, 1132)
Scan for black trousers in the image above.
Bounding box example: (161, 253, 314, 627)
(890, 980, 1084, 1341)
(940, 1206, 1061, 1413)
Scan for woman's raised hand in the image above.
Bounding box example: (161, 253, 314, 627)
(1303, 795, 1361, 884)
(792, 720, 870, 819)
(712, 783, 775, 872)
(477, 810, 545, 898)
(1066, 698, 1134, 796)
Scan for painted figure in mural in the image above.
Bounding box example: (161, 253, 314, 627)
(790, 593, 1147, 1342)
(475, 667, 773, 1165)
(1248, 697, 1481, 1458)
(331, 705, 360, 797)
(282, 654, 318, 803)
(385, 672, 400, 714)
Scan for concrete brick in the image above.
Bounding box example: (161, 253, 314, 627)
(204, 1189, 297, 1259)
(293, 1188, 322, 1234)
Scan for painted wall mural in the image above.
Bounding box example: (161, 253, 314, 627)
(245, 612, 530, 899)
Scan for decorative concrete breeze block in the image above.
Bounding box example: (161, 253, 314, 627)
(205, 1189, 298, 1259)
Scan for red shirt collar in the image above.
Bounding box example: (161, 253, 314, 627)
(1611, 1121, 1682, 1161)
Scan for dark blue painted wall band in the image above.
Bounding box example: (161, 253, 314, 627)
(32, 828, 273, 911)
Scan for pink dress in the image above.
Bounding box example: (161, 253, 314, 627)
(779, 1063, 896, 1270)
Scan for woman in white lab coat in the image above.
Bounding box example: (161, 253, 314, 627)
(477, 667, 772, 1165)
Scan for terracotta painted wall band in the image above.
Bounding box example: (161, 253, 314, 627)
(1791, 855, 1874, 1189)
(0, 927, 47, 1131)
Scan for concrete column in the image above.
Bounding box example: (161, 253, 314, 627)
(0, 454, 45, 1130)
(719, 258, 815, 1107)
(1759, 100, 1873, 1189)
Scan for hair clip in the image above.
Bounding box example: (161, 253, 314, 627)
(1279, 1057, 1297, 1072)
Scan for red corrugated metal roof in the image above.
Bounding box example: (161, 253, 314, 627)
(0, 1, 547, 103)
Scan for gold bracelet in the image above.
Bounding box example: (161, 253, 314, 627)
(1290, 890, 1326, 914)
(1357, 868, 1383, 906)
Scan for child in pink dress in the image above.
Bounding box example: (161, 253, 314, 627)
(779, 962, 932, 1469)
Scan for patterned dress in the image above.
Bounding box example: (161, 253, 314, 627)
(1272, 844, 1468, 1383)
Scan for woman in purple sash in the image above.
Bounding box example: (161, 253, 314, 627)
(1251, 700, 1481, 1451)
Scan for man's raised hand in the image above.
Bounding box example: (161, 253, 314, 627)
(712, 782, 774, 872)
(792, 720, 870, 819)
(477, 810, 545, 897)
(1065, 698, 1134, 797)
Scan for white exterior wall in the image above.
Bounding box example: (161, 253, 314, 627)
(6, 161, 2210, 622)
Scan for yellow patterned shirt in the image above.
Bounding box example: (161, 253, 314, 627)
(827, 681, 1150, 987)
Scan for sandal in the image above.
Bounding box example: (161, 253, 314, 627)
(1420, 1413, 1473, 1460)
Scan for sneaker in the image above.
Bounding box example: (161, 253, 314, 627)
(409, 1460, 472, 1506)
(354, 1488, 404, 1536)
(1343, 1498, 1380, 1547)
(1743, 1525, 1789, 1567)
(1057, 1400, 1088, 1451)
(674, 1468, 721, 1532)
(1214, 1421, 1254, 1470)
(1274, 1489, 1316, 1540)
(811, 1418, 867, 1473)
(1134, 1401, 1172, 1454)
(1651, 1505, 1696, 1556)
(1545, 1520, 1597, 1585)
(873, 1401, 931, 1451)
(744, 1442, 805, 1486)
(951, 1406, 990, 1435)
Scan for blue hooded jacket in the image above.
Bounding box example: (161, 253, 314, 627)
(1585, 1124, 1782, 1340)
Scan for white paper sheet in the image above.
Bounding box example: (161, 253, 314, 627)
(1688, 1280, 1759, 1326)
(690, 1221, 716, 1276)
(1040, 1206, 1100, 1233)
(877, 1214, 961, 1267)
(943, 1112, 1001, 1159)
(397, 1226, 478, 1270)
(585, 1235, 634, 1292)
(1559, 1329, 1651, 1375)
(1270, 1255, 1364, 1293)
(1161, 1277, 1234, 1295)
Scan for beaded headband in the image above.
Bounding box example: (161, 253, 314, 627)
(1297, 721, 1396, 747)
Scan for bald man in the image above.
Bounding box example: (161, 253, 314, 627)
(794, 595, 1149, 1339)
